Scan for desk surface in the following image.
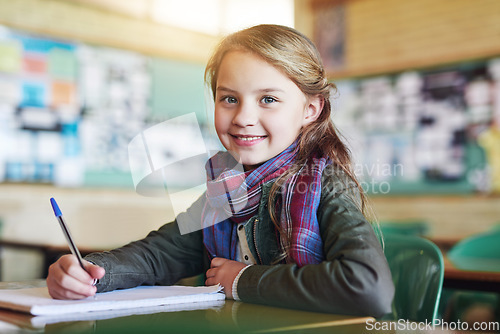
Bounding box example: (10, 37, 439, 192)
(0, 280, 373, 334)
(443, 257, 500, 292)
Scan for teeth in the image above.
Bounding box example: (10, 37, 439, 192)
(237, 136, 262, 141)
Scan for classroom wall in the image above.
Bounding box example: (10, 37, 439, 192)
(295, 0, 500, 236)
(299, 0, 500, 78)
(0, 0, 219, 64)
(1, 184, 499, 247)
(1, 0, 500, 280)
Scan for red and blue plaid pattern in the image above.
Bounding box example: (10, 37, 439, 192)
(202, 143, 328, 266)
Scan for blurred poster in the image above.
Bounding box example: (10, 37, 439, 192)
(78, 45, 150, 175)
(418, 70, 467, 181)
(48, 48, 77, 80)
(23, 54, 47, 74)
(0, 26, 79, 184)
(18, 107, 59, 131)
(314, 3, 346, 71)
(51, 81, 76, 105)
(0, 40, 21, 73)
(0, 77, 20, 104)
(20, 81, 48, 108)
(478, 127, 500, 193)
(333, 62, 498, 194)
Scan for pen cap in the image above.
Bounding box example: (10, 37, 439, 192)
(50, 198, 62, 217)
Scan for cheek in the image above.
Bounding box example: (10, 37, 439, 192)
(270, 119, 302, 138)
(214, 110, 226, 132)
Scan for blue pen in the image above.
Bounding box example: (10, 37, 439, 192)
(50, 198, 97, 285)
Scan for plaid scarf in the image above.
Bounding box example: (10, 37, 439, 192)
(202, 143, 328, 267)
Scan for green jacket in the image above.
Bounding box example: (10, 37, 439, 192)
(85, 166, 394, 317)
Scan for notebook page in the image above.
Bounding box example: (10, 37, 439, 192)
(0, 285, 224, 316)
(32, 297, 224, 328)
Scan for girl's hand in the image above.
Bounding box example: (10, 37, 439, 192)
(205, 257, 246, 299)
(46, 254, 105, 300)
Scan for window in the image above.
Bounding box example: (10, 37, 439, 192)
(151, 0, 294, 35)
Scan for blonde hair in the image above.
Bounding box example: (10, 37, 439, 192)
(205, 25, 375, 260)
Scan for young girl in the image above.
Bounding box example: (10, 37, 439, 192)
(47, 24, 394, 317)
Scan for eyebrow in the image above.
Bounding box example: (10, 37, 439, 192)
(216, 86, 285, 94)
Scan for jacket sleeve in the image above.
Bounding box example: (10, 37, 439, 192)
(84, 195, 206, 293)
(235, 174, 395, 317)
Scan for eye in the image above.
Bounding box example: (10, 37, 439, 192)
(261, 96, 277, 104)
(221, 96, 238, 104)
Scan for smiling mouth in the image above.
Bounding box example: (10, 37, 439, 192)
(230, 134, 267, 141)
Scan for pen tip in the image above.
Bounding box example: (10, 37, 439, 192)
(50, 198, 62, 217)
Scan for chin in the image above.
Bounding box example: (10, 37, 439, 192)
(243, 160, 267, 171)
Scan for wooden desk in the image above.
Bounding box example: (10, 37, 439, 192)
(443, 257, 500, 292)
(427, 237, 460, 253)
(0, 280, 373, 334)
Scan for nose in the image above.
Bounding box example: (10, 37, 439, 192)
(232, 102, 258, 127)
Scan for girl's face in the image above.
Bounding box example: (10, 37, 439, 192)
(214, 50, 318, 170)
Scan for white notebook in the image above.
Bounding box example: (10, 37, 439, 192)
(0, 297, 225, 330)
(0, 285, 225, 316)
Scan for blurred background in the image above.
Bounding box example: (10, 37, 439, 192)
(0, 0, 499, 282)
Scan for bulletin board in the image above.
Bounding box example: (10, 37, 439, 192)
(0, 26, 208, 188)
(0, 29, 79, 185)
(333, 60, 500, 195)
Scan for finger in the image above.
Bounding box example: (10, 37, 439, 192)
(205, 277, 219, 287)
(49, 278, 95, 300)
(53, 261, 96, 297)
(205, 267, 220, 286)
(205, 267, 216, 279)
(57, 254, 77, 268)
(47, 256, 95, 300)
(47, 274, 95, 300)
(210, 257, 227, 268)
(47, 272, 96, 299)
(60, 256, 96, 285)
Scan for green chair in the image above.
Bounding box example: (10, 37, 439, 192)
(441, 230, 500, 323)
(447, 229, 500, 272)
(383, 234, 444, 322)
(380, 220, 429, 237)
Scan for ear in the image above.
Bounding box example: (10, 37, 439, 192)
(302, 94, 324, 126)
